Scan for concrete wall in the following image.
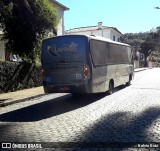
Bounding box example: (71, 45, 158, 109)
(50, 1, 66, 36)
(55, 7, 64, 36)
(134, 60, 139, 68)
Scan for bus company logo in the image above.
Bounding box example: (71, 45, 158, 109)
(2, 143, 11, 148)
(48, 42, 78, 57)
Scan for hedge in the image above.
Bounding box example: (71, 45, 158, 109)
(0, 61, 42, 93)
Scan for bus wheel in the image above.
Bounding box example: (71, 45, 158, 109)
(126, 75, 132, 86)
(107, 80, 114, 95)
(72, 93, 80, 98)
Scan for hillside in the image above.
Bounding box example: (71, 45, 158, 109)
(121, 32, 150, 47)
(121, 27, 160, 64)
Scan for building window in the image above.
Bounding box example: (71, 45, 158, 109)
(118, 38, 120, 42)
(113, 35, 115, 41)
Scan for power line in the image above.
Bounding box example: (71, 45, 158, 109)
(154, 7, 160, 9)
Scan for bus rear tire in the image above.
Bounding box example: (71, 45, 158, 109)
(72, 93, 80, 98)
(107, 80, 114, 95)
(126, 75, 132, 86)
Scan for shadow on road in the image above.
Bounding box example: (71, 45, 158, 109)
(0, 93, 106, 122)
(80, 107, 160, 143)
(73, 107, 160, 148)
(0, 85, 128, 122)
(0, 88, 159, 148)
(0, 106, 159, 149)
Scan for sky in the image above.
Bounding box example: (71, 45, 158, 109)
(57, 0, 160, 34)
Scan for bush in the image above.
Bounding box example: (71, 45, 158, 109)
(0, 61, 42, 93)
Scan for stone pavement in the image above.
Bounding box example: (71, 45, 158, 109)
(0, 68, 147, 107)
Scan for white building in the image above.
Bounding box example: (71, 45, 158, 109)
(0, 0, 69, 61)
(49, 0, 69, 36)
(65, 22, 122, 42)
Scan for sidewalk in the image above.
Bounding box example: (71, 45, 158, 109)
(134, 67, 147, 72)
(0, 86, 45, 107)
(0, 68, 148, 107)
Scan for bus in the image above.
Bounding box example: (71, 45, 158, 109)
(41, 35, 134, 94)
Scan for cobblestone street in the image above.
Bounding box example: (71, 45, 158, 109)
(0, 68, 160, 150)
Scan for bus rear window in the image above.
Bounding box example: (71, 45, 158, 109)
(42, 35, 87, 63)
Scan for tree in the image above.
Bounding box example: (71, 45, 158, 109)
(121, 32, 149, 48)
(154, 27, 160, 50)
(140, 27, 160, 66)
(141, 41, 154, 58)
(0, 0, 58, 62)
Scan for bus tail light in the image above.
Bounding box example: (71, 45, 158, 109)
(41, 69, 45, 77)
(84, 65, 90, 78)
(84, 67, 88, 75)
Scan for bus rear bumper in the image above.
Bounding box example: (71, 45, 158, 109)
(43, 82, 92, 94)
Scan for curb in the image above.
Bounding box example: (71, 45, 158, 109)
(0, 93, 46, 107)
(134, 68, 148, 72)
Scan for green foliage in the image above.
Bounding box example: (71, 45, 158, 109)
(121, 28, 160, 60)
(140, 41, 154, 57)
(141, 27, 160, 60)
(157, 57, 160, 63)
(0, 61, 42, 93)
(0, 0, 58, 62)
(121, 32, 149, 47)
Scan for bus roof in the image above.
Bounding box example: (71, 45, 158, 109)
(86, 35, 130, 47)
(44, 34, 130, 47)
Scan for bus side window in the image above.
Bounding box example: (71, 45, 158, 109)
(90, 40, 110, 66)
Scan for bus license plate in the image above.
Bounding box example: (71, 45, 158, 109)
(59, 87, 70, 91)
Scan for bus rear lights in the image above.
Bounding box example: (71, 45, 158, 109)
(84, 75, 88, 79)
(84, 70, 88, 75)
(41, 69, 45, 77)
(84, 67, 89, 75)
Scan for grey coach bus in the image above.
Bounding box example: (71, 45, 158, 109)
(41, 35, 134, 94)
